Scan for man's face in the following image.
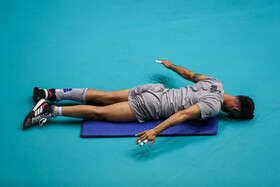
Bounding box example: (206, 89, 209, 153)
(222, 106, 241, 119)
(221, 106, 229, 113)
(221, 103, 231, 113)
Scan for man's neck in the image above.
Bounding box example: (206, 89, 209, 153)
(223, 93, 236, 106)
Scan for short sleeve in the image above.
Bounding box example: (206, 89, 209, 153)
(197, 98, 222, 119)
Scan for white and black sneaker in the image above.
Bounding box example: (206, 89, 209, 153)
(23, 99, 54, 130)
(33, 87, 56, 102)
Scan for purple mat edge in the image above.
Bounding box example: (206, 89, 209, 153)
(80, 116, 218, 138)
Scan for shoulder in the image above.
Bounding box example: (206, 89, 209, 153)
(197, 98, 222, 119)
(200, 77, 223, 84)
(198, 77, 224, 89)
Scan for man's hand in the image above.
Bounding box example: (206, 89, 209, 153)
(135, 129, 157, 147)
(155, 59, 209, 83)
(155, 60, 173, 69)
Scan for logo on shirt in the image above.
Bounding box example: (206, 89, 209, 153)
(206, 112, 212, 116)
(210, 85, 221, 94)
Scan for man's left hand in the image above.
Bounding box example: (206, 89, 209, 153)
(135, 129, 157, 147)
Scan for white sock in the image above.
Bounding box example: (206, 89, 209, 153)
(52, 106, 62, 117)
(55, 88, 88, 102)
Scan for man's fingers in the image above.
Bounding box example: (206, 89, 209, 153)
(139, 139, 148, 147)
(137, 134, 145, 140)
(135, 135, 147, 144)
(154, 60, 162, 64)
(136, 140, 142, 145)
(149, 140, 155, 147)
(135, 136, 145, 143)
(135, 129, 157, 147)
(135, 131, 145, 137)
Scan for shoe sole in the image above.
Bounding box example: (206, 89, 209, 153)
(23, 99, 46, 130)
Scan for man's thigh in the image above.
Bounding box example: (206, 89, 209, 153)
(102, 101, 138, 122)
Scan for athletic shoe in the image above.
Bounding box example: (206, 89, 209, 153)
(23, 99, 53, 130)
(33, 87, 56, 102)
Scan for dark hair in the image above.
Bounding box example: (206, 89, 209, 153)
(237, 96, 255, 119)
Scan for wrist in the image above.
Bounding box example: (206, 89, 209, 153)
(153, 127, 160, 135)
(169, 64, 175, 70)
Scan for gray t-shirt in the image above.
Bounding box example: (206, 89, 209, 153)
(160, 77, 224, 119)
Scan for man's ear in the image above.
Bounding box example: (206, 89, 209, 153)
(232, 106, 240, 111)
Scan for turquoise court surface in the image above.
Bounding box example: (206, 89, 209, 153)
(1, 0, 280, 186)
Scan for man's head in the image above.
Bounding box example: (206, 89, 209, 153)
(221, 95, 255, 119)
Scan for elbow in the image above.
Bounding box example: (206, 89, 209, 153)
(179, 110, 200, 120)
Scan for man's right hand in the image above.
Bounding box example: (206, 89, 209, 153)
(158, 60, 173, 69)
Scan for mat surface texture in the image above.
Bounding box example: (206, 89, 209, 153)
(81, 116, 218, 137)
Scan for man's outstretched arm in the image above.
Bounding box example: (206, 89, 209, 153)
(135, 104, 201, 147)
(158, 60, 209, 83)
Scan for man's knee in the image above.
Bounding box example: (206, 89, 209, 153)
(87, 107, 107, 121)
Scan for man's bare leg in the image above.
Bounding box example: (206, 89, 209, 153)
(85, 89, 130, 105)
(62, 101, 137, 122)
(24, 90, 137, 129)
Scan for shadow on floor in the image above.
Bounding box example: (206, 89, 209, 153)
(127, 135, 210, 161)
(127, 113, 253, 162)
(145, 73, 180, 88)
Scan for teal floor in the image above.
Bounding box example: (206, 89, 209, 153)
(1, 0, 280, 186)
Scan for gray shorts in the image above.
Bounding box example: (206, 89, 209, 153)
(128, 84, 166, 123)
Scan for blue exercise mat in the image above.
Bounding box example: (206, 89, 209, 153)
(81, 116, 218, 137)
